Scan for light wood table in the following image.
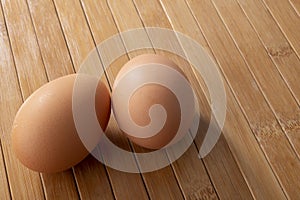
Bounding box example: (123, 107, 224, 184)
(0, 0, 299, 199)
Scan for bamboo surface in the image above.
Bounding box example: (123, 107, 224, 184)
(0, 0, 299, 199)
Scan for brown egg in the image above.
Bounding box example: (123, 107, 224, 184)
(112, 54, 194, 149)
(12, 74, 111, 173)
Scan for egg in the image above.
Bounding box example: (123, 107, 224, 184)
(112, 54, 195, 149)
(11, 74, 111, 173)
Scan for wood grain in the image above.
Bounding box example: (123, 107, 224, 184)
(289, 0, 300, 15)
(25, 0, 81, 198)
(211, 0, 300, 197)
(132, 0, 253, 199)
(105, 0, 239, 198)
(261, 0, 300, 59)
(26, 0, 114, 199)
(236, 0, 300, 106)
(0, 6, 12, 200)
(162, 1, 276, 198)
(106, 0, 185, 199)
(158, 1, 249, 200)
(26, 0, 75, 79)
(0, 0, 46, 198)
(0, 0, 299, 199)
(52, 0, 149, 199)
(164, 0, 287, 198)
(0, 143, 10, 199)
(73, 155, 114, 200)
(159, 0, 281, 199)
(0, 0, 47, 98)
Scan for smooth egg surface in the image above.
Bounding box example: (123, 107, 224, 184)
(11, 74, 110, 173)
(112, 54, 194, 149)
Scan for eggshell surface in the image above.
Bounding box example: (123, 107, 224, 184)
(11, 74, 110, 173)
(112, 54, 194, 149)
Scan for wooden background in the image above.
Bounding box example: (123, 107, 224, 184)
(0, 0, 299, 199)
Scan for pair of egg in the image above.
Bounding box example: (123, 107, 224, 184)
(12, 54, 193, 173)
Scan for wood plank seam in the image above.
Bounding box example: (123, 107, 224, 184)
(105, 1, 185, 198)
(0, 140, 12, 199)
(0, 4, 19, 198)
(191, 13, 288, 196)
(77, 0, 151, 198)
(14, 1, 112, 198)
(39, 176, 48, 200)
(109, 10, 194, 200)
(288, 0, 300, 16)
(1, 0, 298, 198)
(78, 0, 112, 92)
(235, 0, 300, 107)
(183, 0, 289, 198)
(1, 0, 213, 198)
(131, 2, 253, 198)
(0, 1, 46, 198)
(38, 0, 116, 198)
(50, 0, 77, 74)
(71, 168, 87, 200)
(210, 0, 300, 161)
(0, 1, 25, 100)
(24, 0, 84, 198)
(51, 0, 149, 198)
(108, 0, 223, 198)
(130, 0, 220, 197)
(76, 0, 139, 198)
(24, 0, 50, 83)
(105, 0, 206, 198)
(152, 1, 253, 198)
(152, 2, 253, 197)
(268, 61, 300, 107)
(189, 136, 222, 200)
(260, 0, 300, 60)
(210, 3, 299, 187)
(157, 1, 263, 198)
(189, 0, 297, 197)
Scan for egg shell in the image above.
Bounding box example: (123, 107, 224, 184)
(112, 54, 190, 149)
(11, 74, 111, 173)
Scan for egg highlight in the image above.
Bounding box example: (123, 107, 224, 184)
(112, 54, 195, 149)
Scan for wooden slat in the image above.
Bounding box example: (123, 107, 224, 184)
(159, 0, 281, 198)
(0, 0, 47, 98)
(261, 0, 300, 59)
(236, 0, 300, 106)
(3, 0, 80, 198)
(1, 0, 299, 199)
(0, 144, 10, 199)
(289, 0, 300, 15)
(78, 0, 129, 84)
(163, 0, 287, 198)
(72, 155, 114, 200)
(41, 173, 78, 200)
(26, 0, 114, 198)
(52, 0, 149, 199)
(25, 0, 81, 198)
(26, 0, 74, 79)
(0, 6, 12, 200)
(78, 1, 154, 199)
(212, 0, 300, 133)
(105, 0, 219, 198)
(158, 0, 275, 198)
(188, 0, 300, 198)
(211, 0, 300, 197)
(0, 0, 46, 198)
(105, 118, 150, 200)
(132, 0, 253, 199)
(106, 0, 185, 199)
